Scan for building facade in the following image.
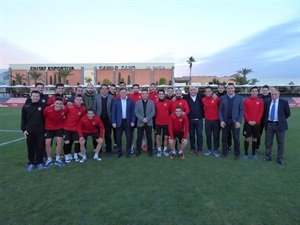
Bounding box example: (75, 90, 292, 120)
(9, 63, 175, 86)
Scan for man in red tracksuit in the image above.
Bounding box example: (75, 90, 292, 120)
(243, 86, 264, 159)
(78, 109, 105, 163)
(202, 86, 221, 158)
(155, 89, 171, 157)
(168, 106, 189, 159)
(63, 95, 86, 163)
(47, 83, 67, 105)
(171, 89, 190, 115)
(43, 97, 68, 168)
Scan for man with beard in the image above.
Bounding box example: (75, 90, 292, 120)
(165, 87, 175, 100)
(82, 84, 96, 110)
(109, 84, 117, 98)
(171, 89, 190, 115)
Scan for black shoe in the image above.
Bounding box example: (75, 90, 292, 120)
(126, 154, 131, 158)
(234, 156, 240, 161)
(263, 158, 272, 162)
(227, 146, 231, 152)
(148, 152, 153, 157)
(277, 159, 284, 165)
(116, 153, 123, 158)
(107, 153, 112, 158)
(221, 153, 227, 158)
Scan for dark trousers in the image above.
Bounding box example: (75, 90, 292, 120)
(116, 119, 132, 155)
(26, 131, 44, 164)
(257, 122, 265, 149)
(189, 119, 203, 152)
(205, 119, 220, 151)
(227, 130, 232, 147)
(137, 124, 153, 154)
(101, 116, 112, 153)
(112, 127, 117, 145)
(265, 122, 285, 160)
(221, 120, 240, 157)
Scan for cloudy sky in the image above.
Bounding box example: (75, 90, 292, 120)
(0, 0, 299, 83)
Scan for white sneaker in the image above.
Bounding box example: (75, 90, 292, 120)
(65, 155, 71, 163)
(78, 152, 84, 158)
(163, 150, 169, 157)
(93, 155, 102, 161)
(157, 150, 162, 157)
(74, 153, 79, 162)
(79, 157, 87, 163)
(68, 154, 73, 161)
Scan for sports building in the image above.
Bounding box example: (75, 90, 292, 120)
(9, 63, 175, 86)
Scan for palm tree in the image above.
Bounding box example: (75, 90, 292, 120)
(212, 78, 221, 85)
(249, 78, 259, 85)
(28, 71, 44, 84)
(187, 56, 196, 85)
(11, 73, 26, 85)
(237, 68, 253, 84)
(55, 69, 73, 84)
(229, 74, 247, 85)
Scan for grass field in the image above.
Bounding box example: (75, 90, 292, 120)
(0, 107, 299, 225)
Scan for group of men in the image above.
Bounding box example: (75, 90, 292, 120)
(21, 81, 290, 171)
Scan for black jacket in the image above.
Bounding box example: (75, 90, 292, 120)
(21, 101, 45, 133)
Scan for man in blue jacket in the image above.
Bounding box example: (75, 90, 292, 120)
(112, 88, 135, 158)
(219, 83, 244, 160)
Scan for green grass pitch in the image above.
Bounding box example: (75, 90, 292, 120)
(0, 107, 299, 225)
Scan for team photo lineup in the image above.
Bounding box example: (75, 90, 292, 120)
(21, 82, 290, 171)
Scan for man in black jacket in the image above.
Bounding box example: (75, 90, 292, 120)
(182, 86, 205, 156)
(25, 82, 49, 105)
(256, 85, 271, 153)
(21, 90, 46, 171)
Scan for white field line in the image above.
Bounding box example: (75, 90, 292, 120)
(0, 137, 26, 146)
(0, 113, 20, 116)
(0, 130, 22, 132)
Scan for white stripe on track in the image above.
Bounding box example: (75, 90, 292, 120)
(0, 137, 26, 146)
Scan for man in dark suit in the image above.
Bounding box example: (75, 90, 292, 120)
(264, 89, 290, 165)
(94, 84, 114, 157)
(182, 85, 204, 156)
(219, 83, 244, 160)
(135, 89, 155, 157)
(112, 88, 135, 158)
